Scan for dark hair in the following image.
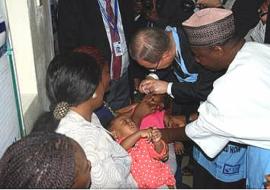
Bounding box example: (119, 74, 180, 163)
(0, 132, 77, 188)
(32, 47, 104, 133)
(32, 112, 59, 132)
(46, 51, 102, 108)
(129, 27, 172, 63)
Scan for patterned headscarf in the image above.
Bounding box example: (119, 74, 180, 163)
(182, 8, 235, 47)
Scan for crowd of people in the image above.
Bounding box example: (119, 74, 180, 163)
(0, 0, 270, 189)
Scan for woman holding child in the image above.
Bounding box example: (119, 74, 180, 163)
(37, 47, 137, 188)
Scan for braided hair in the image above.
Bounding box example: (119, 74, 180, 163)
(0, 132, 77, 188)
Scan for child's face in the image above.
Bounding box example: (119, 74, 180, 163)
(112, 115, 138, 138)
(72, 142, 91, 188)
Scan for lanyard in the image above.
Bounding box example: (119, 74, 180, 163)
(98, 0, 119, 33)
(165, 26, 198, 83)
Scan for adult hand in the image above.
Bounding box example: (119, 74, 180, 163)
(132, 95, 159, 125)
(196, 0, 222, 8)
(174, 142, 185, 155)
(139, 79, 168, 95)
(166, 115, 186, 128)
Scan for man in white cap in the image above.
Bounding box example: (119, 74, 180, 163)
(161, 8, 270, 188)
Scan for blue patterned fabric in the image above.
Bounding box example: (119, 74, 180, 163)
(193, 143, 247, 182)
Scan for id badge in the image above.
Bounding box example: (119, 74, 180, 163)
(113, 41, 123, 56)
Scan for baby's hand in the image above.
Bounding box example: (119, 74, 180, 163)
(151, 128, 162, 143)
(140, 128, 153, 141)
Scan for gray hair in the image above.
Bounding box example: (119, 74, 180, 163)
(129, 27, 172, 64)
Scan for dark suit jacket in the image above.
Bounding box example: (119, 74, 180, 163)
(155, 27, 225, 106)
(155, 0, 194, 28)
(134, 0, 194, 29)
(232, 0, 265, 38)
(171, 28, 225, 105)
(57, 0, 135, 63)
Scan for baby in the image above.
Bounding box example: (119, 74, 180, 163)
(109, 115, 175, 188)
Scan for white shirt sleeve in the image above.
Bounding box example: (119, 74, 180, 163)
(167, 82, 174, 98)
(185, 117, 229, 158)
(147, 73, 159, 80)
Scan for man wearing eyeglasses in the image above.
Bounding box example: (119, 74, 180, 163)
(129, 27, 224, 115)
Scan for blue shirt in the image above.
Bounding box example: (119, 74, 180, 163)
(193, 143, 247, 182)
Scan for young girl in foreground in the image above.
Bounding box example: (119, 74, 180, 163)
(109, 115, 176, 188)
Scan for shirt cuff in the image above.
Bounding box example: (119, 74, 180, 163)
(167, 82, 174, 98)
(147, 73, 159, 80)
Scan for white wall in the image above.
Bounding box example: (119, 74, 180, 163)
(5, 0, 54, 133)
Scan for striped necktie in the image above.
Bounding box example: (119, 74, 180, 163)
(105, 0, 122, 80)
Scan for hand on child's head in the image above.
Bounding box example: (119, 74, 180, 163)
(142, 94, 163, 111)
(167, 115, 186, 128)
(151, 128, 162, 143)
(133, 96, 158, 120)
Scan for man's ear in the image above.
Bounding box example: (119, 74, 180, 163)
(161, 50, 172, 61)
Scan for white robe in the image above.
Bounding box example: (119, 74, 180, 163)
(186, 42, 270, 158)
